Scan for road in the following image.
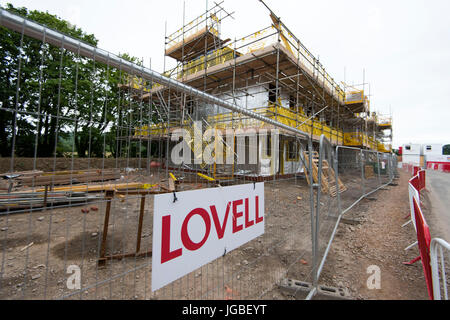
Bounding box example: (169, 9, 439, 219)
(425, 170, 450, 242)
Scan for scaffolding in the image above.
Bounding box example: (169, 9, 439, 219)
(0, 3, 400, 301)
(123, 1, 393, 179)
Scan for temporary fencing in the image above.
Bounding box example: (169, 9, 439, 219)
(402, 164, 449, 300)
(0, 8, 318, 300)
(403, 197, 433, 299)
(430, 238, 450, 300)
(427, 162, 450, 173)
(310, 136, 341, 293)
(402, 163, 418, 176)
(403, 166, 425, 240)
(304, 137, 397, 299)
(0, 7, 399, 301)
(335, 146, 396, 222)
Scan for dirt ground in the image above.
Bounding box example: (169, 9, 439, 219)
(305, 170, 430, 300)
(0, 172, 313, 300)
(0, 157, 151, 173)
(422, 170, 450, 242)
(0, 169, 431, 300)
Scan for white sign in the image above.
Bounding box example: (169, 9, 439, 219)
(152, 183, 265, 291)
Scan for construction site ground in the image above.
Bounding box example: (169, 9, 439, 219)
(0, 170, 431, 300)
(301, 170, 430, 300)
(423, 170, 450, 243)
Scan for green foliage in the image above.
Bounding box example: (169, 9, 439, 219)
(0, 3, 147, 159)
(443, 145, 450, 156)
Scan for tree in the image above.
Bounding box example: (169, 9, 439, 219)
(1, 4, 97, 157)
(443, 145, 450, 156)
(0, 4, 143, 159)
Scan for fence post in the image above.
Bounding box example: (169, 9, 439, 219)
(376, 152, 381, 187)
(313, 136, 324, 289)
(360, 149, 365, 197)
(307, 137, 318, 290)
(335, 147, 342, 217)
(388, 155, 393, 182)
(430, 238, 450, 300)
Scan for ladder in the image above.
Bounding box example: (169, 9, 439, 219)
(303, 151, 347, 197)
(183, 116, 236, 181)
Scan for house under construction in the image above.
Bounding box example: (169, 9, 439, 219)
(124, 1, 393, 181)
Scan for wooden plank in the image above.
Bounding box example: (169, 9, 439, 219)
(365, 165, 375, 179)
(35, 182, 145, 193)
(0, 170, 43, 177)
(303, 151, 346, 197)
(17, 170, 121, 187)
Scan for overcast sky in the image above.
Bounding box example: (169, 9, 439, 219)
(2, 0, 450, 148)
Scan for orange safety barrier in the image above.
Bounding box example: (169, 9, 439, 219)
(418, 170, 426, 191)
(403, 197, 434, 299)
(404, 164, 426, 192)
(409, 174, 421, 196)
(427, 161, 450, 173)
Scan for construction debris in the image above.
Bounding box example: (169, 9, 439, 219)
(365, 165, 375, 179)
(0, 169, 121, 191)
(303, 151, 347, 197)
(20, 242, 34, 252)
(35, 182, 150, 193)
(0, 191, 102, 212)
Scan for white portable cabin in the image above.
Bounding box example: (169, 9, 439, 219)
(402, 143, 450, 166)
(422, 143, 450, 163)
(402, 143, 422, 166)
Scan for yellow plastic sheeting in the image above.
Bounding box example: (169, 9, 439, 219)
(205, 106, 343, 144)
(134, 124, 171, 136)
(134, 105, 345, 145)
(177, 46, 236, 78)
(343, 132, 364, 147)
(344, 90, 364, 105)
(377, 142, 391, 153)
(134, 119, 192, 137)
(123, 71, 173, 92)
(344, 133, 386, 151)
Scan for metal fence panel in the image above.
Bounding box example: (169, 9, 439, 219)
(336, 146, 365, 217)
(431, 238, 450, 300)
(0, 7, 400, 301)
(0, 10, 316, 300)
(311, 136, 340, 287)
